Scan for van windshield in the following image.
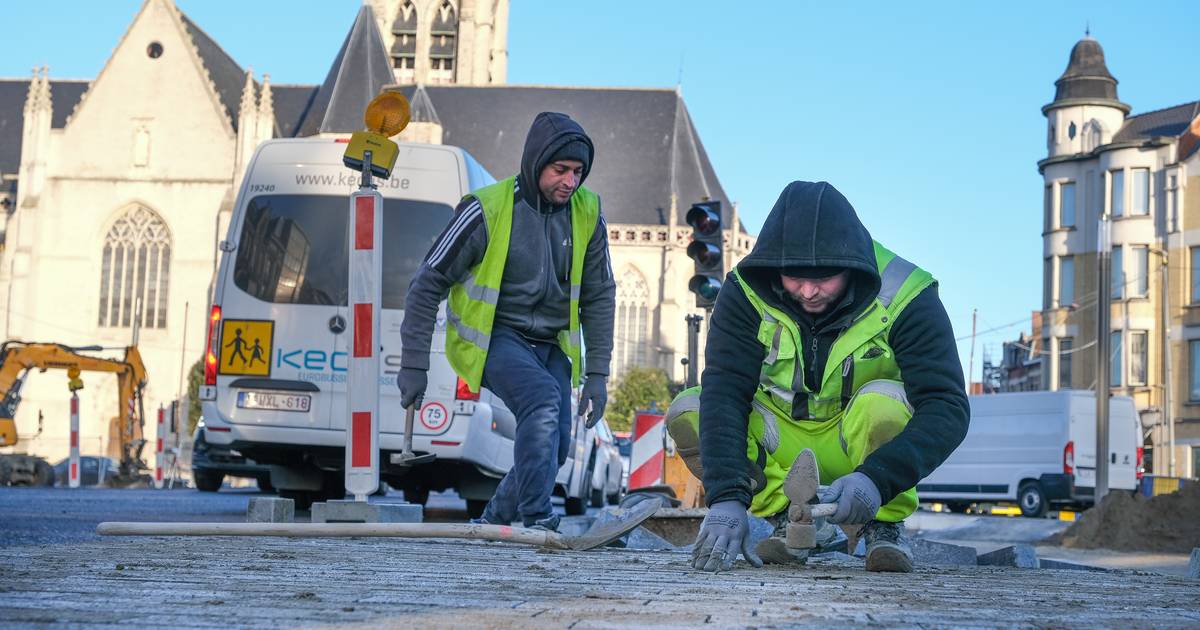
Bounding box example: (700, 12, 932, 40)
(232, 194, 453, 309)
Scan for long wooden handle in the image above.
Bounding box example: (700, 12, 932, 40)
(97, 521, 570, 550)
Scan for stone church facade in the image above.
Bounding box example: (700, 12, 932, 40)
(0, 0, 751, 466)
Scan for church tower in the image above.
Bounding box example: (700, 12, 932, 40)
(366, 0, 508, 86)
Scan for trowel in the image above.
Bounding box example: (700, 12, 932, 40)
(389, 403, 436, 467)
(97, 497, 662, 552)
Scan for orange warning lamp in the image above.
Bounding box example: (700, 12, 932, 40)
(66, 366, 84, 392)
(343, 92, 411, 180)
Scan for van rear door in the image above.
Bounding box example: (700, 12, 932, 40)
(219, 193, 352, 430)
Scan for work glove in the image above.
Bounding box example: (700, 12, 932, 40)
(818, 472, 882, 525)
(398, 367, 427, 409)
(690, 500, 763, 572)
(577, 374, 607, 429)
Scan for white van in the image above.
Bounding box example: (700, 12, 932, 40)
(918, 390, 1142, 517)
(198, 137, 604, 514)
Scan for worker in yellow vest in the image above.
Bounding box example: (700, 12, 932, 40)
(400, 112, 615, 531)
(669, 181, 969, 572)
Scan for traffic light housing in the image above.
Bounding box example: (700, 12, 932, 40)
(686, 201, 724, 308)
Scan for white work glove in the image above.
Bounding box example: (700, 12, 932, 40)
(690, 500, 763, 572)
(818, 472, 882, 525)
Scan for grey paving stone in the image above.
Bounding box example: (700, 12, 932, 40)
(1039, 558, 1111, 573)
(246, 497, 294, 523)
(911, 538, 978, 566)
(978, 544, 1039, 569)
(310, 500, 422, 523)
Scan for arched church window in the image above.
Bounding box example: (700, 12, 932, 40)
(390, 1, 417, 71)
(1083, 119, 1103, 153)
(429, 0, 458, 83)
(614, 266, 651, 379)
(98, 206, 172, 329)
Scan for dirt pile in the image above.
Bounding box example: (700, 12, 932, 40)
(1048, 483, 1200, 553)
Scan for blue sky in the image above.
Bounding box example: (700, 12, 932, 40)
(5, 1, 1199, 381)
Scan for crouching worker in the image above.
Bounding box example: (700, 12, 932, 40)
(669, 181, 969, 572)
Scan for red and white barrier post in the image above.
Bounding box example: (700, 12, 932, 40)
(69, 393, 80, 488)
(154, 405, 165, 489)
(344, 186, 383, 501)
(628, 410, 666, 490)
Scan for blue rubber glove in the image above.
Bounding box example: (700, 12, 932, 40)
(818, 472, 882, 525)
(398, 367, 427, 409)
(577, 374, 607, 429)
(691, 500, 763, 572)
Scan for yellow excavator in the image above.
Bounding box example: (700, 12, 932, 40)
(0, 341, 149, 486)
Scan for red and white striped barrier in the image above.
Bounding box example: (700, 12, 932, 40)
(628, 410, 666, 490)
(69, 393, 80, 488)
(154, 405, 165, 489)
(345, 189, 383, 500)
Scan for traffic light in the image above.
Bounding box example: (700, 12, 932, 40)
(686, 200, 724, 308)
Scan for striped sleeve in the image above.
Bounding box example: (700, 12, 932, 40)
(425, 197, 485, 273)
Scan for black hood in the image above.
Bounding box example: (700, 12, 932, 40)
(516, 112, 595, 209)
(738, 181, 880, 319)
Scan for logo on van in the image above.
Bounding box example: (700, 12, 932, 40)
(218, 320, 274, 377)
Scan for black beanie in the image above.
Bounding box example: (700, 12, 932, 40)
(549, 139, 591, 169)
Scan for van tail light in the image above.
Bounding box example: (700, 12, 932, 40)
(1136, 447, 1144, 480)
(455, 377, 479, 402)
(204, 305, 222, 387)
(1063, 440, 1075, 476)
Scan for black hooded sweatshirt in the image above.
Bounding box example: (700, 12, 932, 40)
(401, 112, 616, 376)
(700, 181, 969, 509)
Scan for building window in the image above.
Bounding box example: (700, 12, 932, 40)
(1058, 255, 1074, 307)
(98, 206, 171, 329)
(1193, 447, 1200, 480)
(1133, 245, 1149, 297)
(1190, 340, 1200, 400)
(614, 266, 650, 379)
(1110, 169, 1125, 217)
(1111, 330, 1123, 387)
(1043, 257, 1052, 309)
(1111, 246, 1123, 299)
(1131, 168, 1150, 216)
(1048, 124, 1055, 149)
(1043, 185, 1053, 233)
(1068, 121, 1077, 140)
(390, 0, 417, 72)
(429, 0, 458, 83)
(1192, 247, 1200, 305)
(1083, 119, 1102, 152)
(1059, 337, 1073, 389)
(1129, 331, 1147, 386)
(1059, 181, 1075, 228)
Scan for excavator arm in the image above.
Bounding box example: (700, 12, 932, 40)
(0, 342, 149, 480)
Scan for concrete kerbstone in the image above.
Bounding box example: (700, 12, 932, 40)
(978, 544, 1039, 569)
(311, 500, 422, 523)
(246, 497, 295, 523)
(1039, 558, 1111, 573)
(911, 539, 978, 566)
(1187, 548, 1200, 579)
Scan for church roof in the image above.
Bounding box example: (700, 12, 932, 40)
(178, 12, 249, 133)
(388, 85, 739, 230)
(292, 5, 395, 136)
(0, 79, 89, 176)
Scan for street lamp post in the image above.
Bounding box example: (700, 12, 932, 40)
(1096, 216, 1112, 502)
(1150, 246, 1175, 478)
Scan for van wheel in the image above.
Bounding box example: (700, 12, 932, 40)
(1018, 482, 1047, 518)
(946, 501, 970, 514)
(194, 470, 224, 492)
(280, 489, 315, 511)
(607, 490, 622, 506)
(466, 499, 488, 519)
(404, 487, 430, 505)
(590, 487, 605, 508)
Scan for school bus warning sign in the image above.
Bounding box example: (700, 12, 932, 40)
(218, 320, 273, 376)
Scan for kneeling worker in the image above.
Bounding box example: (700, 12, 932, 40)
(669, 181, 969, 572)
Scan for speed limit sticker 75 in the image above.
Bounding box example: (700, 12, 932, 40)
(419, 402, 449, 431)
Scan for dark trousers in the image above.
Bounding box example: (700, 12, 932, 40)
(479, 325, 573, 526)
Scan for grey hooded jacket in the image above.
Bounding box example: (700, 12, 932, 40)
(401, 112, 616, 377)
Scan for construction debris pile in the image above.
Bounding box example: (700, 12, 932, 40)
(1050, 483, 1200, 553)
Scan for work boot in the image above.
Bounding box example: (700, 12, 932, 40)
(862, 520, 913, 573)
(526, 513, 561, 532)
